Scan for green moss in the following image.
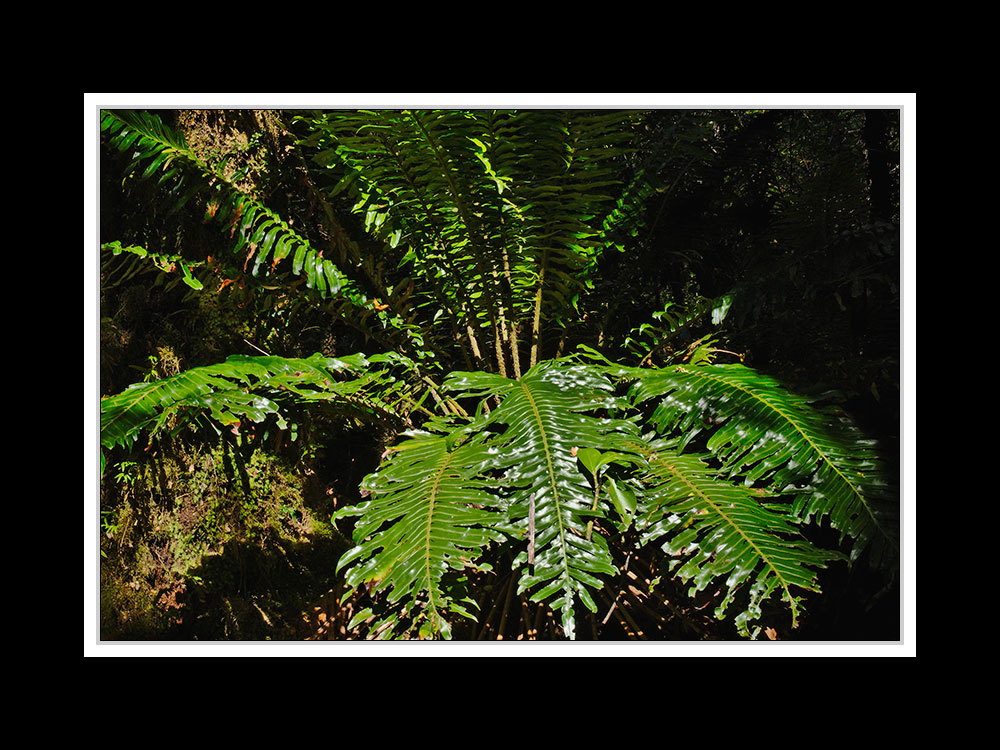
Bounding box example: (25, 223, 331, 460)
(100, 567, 172, 640)
(99, 440, 343, 640)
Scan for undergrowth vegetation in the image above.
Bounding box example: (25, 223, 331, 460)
(96, 106, 901, 641)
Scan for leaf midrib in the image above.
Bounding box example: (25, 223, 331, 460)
(420, 446, 456, 630)
(676, 366, 892, 547)
(646, 448, 798, 619)
(517, 379, 572, 587)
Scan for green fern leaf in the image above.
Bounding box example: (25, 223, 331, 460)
(630, 363, 898, 569)
(300, 110, 640, 374)
(101, 109, 198, 176)
(102, 110, 420, 354)
(632, 438, 838, 636)
(334, 426, 507, 639)
(101, 241, 204, 291)
(445, 360, 642, 639)
(100, 353, 412, 454)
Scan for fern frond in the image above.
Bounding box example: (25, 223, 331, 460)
(630, 363, 898, 569)
(632, 438, 838, 636)
(100, 109, 198, 184)
(101, 110, 421, 354)
(445, 360, 642, 639)
(303, 109, 515, 371)
(333, 425, 507, 639)
(100, 352, 415, 456)
(510, 111, 638, 362)
(299, 110, 638, 372)
(101, 241, 205, 292)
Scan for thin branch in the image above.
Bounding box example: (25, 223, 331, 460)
(242, 338, 271, 356)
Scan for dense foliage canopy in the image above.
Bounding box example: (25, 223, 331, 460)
(92, 102, 903, 644)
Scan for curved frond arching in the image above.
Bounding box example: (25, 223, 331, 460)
(632, 438, 838, 637)
(630, 363, 898, 569)
(299, 109, 640, 374)
(445, 360, 642, 639)
(303, 109, 510, 372)
(333, 426, 507, 639)
(101, 110, 424, 356)
(100, 108, 198, 184)
(101, 241, 205, 292)
(100, 352, 420, 458)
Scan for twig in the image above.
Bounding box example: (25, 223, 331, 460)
(243, 338, 271, 356)
(497, 573, 516, 640)
(601, 552, 632, 626)
(599, 589, 647, 640)
(476, 593, 500, 641)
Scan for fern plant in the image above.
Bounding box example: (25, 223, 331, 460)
(99, 108, 898, 640)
